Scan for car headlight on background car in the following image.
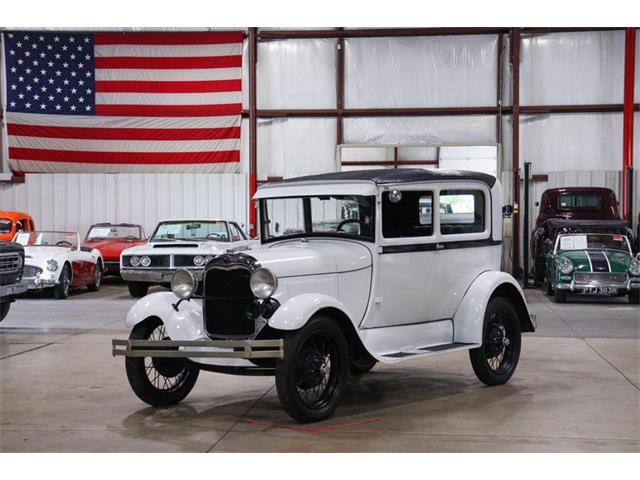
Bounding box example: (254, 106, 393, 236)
(250, 267, 278, 299)
(559, 259, 574, 275)
(46, 259, 58, 272)
(205, 255, 214, 264)
(630, 260, 640, 276)
(130, 256, 140, 267)
(193, 255, 205, 267)
(171, 269, 197, 300)
(140, 256, 151, 267)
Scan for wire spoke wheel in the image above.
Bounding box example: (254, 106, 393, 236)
(143, 325, 188, 392)
(484, 312, 515, 375)
(294, 333, 339, 409)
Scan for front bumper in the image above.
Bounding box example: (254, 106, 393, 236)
(121, 268, 204, 284)
(0, 280, 29, 298)
(22, 276, 58, 290)
(112, 338, 284, 360)
(556, 277, 640, 293)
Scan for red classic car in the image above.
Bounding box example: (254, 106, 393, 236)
(81, 223, 146, 276)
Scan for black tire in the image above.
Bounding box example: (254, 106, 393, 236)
(125, 317, 199, 407)
(469, 297, 522, 386)
(0, 302, 10, 322)
(554, 288, 567, 303)
(534, 257, 545, 284)
(629, 290, 640, 305)
(128, 282, 149, 298)
(87, 263, 102, 292)
(349, 349, 377, 374)
(54, 264, 71, 299)
(275, 315, 349, 423)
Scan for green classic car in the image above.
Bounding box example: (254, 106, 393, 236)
(545, 233, 640, 304)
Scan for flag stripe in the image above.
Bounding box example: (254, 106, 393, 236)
(9, 136, 239, 153)
(9, 148, 240, 164)
(95, 55, 242, 69)
(94, 32, 244, 46)
(9, 160, 240, 174)
(95, 79, 242, 93)
(96, 91, 240, 105)
(94, 104, 242, 117)
(95, 67, 242, 81)
(94, 43, 242, 58)
(7, 123, 241, 141)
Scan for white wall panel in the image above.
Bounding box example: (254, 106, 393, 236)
(521, 31, 625, 105)
(345, 35, 498, 108)
(0, 173, 248, 237)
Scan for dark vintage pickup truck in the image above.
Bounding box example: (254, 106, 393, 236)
(1, 241, 27, 322)
(531, 187, 634, 283)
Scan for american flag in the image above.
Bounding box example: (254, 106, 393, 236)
(3, 31, 243, 173)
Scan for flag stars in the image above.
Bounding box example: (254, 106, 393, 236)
(48, 61, 54, 67)
(46, 44, 53, 50)
(63, 79, 69, 85)
(78, 63, 84, 69)
(40, 103, 46, 110)
(85, 105, 91, 111)
(63, 62, 69, 68)
(25, 85, 32, 91)
(40, 69, 46, 75)
(33, 94, 39, 100)
(25, 68, 31, 74)
(17, 59, 23, 65)
(77, 45, 83, 51)
(78, 97, 85, 103)
(39, 35, 45, 41)
(24, 51, 31, 57)
(10, 67, 17, 73)
(63, 96, 70, 102)
(10, 84, 17, 90)
(85, 71, 92, 77)
(18, 76, 24, 82)
(39, 52, 46, 58)
(33, 77, 39, 83)
(79, 80, 85, 86)
(70, 71, 77, 77)
(55, 70, 61, 76)
(71, 88, 77, 94)
(31, 43, 38, 49)
(23, 34, 29, 40)
(7, 33, 14, 38)
(54, 36, 60, 42)
(32, 60, 39, 66)
(70, 105, 77, 111)
(18, 93, 24, 99)
(70, 54, 76, 60)
(10, 101, 16, 108)
(62, 45, 68, 51)
(55, 53, 61, 59)
(84, 54, 91, 60)
(25, 102, 31, 108)
(85, 88, 92, 94)
(55, 105, 61, 111)
(9, 49, 15, 55)
(84, 37, 90, 43)
(55, 87, 62, 93)
(40, 86, 47, 92)
(16, 42, 23, 48)
(48, 95, 54, 101)
(69, 36, 75, 42)
(48, 78, 54, 84)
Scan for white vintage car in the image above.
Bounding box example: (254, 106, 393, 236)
(15, 231, 103, 299)
(113, 169, 536, 422)
(120, 219, 252, 297)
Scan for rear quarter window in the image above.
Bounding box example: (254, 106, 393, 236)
(440, 190, 485, 235)
(558, 194, 600, 208)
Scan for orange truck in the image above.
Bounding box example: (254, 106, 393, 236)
(0, 211, 36, 242)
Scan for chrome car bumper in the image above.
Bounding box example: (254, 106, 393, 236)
(556, 277, 640, 292)
(22, 276, 58, 289)
(121, 268, 204, 284)
(0, 280, 29, 298)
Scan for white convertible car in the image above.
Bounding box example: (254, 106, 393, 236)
(113, 169, 536, 422)
(120, 219, 253, 297)
(15, 231, 103, 299)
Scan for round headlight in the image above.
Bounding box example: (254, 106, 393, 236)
(46, 259, 59, 272)
(630, 260, 640, 276)
(250, 267, 278, 299)
(171, 269, 198, 300)
(130, 256, 140, 267)
(559, 259, 574, 275)
(140, 256, 151, 267)
(193, 255, 205, 267)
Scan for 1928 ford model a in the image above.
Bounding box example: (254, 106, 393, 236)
(113, 169, 536, 422)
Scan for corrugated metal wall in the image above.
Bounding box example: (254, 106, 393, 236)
(0, 173, 248, 238)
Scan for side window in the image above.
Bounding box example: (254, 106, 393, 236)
(382, 191, 434, 238)
(229, 223, 243, 242)
(440, 190, 485, 235)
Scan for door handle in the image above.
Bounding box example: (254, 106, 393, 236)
(436, 243, 445, 250)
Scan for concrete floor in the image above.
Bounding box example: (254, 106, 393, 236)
(0, 279, 638, 452)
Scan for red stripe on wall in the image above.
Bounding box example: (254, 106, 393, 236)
(95, 55, 242, 69)
(94, 103, 242, 117)
(94, 32, 244, 46)
(9, 148, 240, 165)
(8, 123, 240, 141)
(95, 79, 242, 93)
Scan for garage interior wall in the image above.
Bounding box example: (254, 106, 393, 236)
(1, 29, 639, 255)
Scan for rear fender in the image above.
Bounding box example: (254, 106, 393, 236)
(125, 291, 205, 341)
(268, 293, 355, 331)
(453, 271, 534, 344)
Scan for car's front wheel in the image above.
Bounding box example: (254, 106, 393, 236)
(554, 288, 567, 303)
(87, 263, 102, 292)
(0, 302, 10, 322)
(275, 315, 349, 422)
(349, 349, 377, 374)
(54, 264, 71, 299)
(469, 297, 522, 386)
(125, 318, 199, 407)
(128, 282, 149, 298)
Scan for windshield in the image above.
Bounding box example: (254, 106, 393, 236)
(556, 234, 631, 253)
(0, 218, 12, 233)
(14, 231, 79, 249)
(260, 195, 375, 242)
(86, 224, 142, 240)
(558, 193, 600, 209)
(150, 221, 229, 242)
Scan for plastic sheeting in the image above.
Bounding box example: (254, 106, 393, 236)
(257, 39, 337, 109)
(257, 118, 337, 179)
(520, 31, 625, 105)
(345, 35, 498, 108)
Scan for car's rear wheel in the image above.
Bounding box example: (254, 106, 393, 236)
(0, 302, 10, 322)
(469, 297, 521, 386)
(88, 263, 102, 292)
(554, 288, 567, 303)
(54, 264, 71, 299)
(629, 290, 640, 305)
(349, 349, 377, 374)
(125, 318, 199, 407)
(128, 282, 149, 298)
(275, 315, 348, 423)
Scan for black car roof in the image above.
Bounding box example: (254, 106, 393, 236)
(276, 168, 497, 188)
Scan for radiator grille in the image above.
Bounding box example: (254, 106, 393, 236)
(574, 272, 628, 285)
(23, 265, 43, 278)
(0, 252, 22, 274)
(122, 255, 170, 267)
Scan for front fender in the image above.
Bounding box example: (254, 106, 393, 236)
(125, 291, 205, 341)
(268, 293, 354, 331)
(453, 270, 534, 344)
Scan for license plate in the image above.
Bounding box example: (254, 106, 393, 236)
(582, 287, 617, 295)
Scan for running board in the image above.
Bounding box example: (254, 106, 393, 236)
(382, 342, 477, 359)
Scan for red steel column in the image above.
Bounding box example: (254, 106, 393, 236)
(248, 27, 258, 237)
(622, 28, 636, 221)
(511, 28, 521, 276)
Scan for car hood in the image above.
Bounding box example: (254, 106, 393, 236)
(122, 240, 232, 256)
(23, 246, 70, 266)
(249, 239, 372, 277)
(558, 249, 631, 273)
(82, 239, 144, 260)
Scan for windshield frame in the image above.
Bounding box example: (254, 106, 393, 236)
(149, 220, 231, 243)
(554, 233, 632, 255)
(84, 224, 144, 241)
(259, 195, 376, 244)
(14, 230, 80, 249)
